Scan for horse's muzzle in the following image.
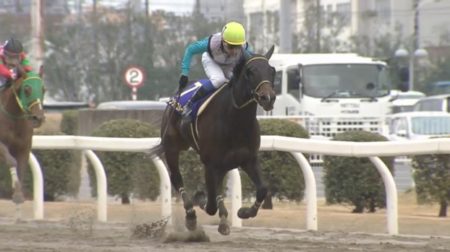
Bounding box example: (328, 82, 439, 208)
(256, 83, 276, 111)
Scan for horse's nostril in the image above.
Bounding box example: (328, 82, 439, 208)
(260, 95, 270, 102)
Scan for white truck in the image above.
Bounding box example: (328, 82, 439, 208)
(263, 53, 393, 139)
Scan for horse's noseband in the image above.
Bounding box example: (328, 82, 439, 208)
(252, 80, 272, 99)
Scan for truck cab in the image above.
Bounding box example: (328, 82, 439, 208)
(264, 53, 393, 138)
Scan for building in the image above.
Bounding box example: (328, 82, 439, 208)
(197, 0, 245, 23)
(243, 0, 450, 54)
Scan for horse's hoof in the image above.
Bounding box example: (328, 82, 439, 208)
(192, 191, 206, 208)
(185, 215, 197, 231)
(218, 222, 230, 235)
(237, 207, 256, 219)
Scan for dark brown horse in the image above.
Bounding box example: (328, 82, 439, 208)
(151, 47, 276, 235)
(0, 71, 45, 212)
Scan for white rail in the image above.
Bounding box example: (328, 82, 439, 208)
(29, 135, 450, 235)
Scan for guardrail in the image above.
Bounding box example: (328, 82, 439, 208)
(29, 135, 450, 235)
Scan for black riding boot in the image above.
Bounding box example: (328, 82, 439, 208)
(182, 86, 209, 117)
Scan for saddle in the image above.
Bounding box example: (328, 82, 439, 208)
(168, 79, 227, 151)
(168, 80, 213, 117)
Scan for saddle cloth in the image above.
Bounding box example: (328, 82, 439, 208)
(168, 79, 216, 118)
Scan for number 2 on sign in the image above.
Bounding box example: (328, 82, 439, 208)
(129, 70, 140, 83)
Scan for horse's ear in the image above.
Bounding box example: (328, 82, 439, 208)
(265, 45, 275, 60)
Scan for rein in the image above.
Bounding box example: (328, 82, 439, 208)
(0, 77, 38, 120)
(231, 56, 271, 109)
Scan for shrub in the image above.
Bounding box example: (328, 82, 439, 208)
(89, 119, 160, 204)
(60, 110, 79, 135)
(28, 129, 80, 201)
(412, 150, 450, 217)
(323, 130, 394, 213)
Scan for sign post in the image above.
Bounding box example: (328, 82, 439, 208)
(123, 66, 146, 100)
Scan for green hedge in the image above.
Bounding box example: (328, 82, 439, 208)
(323, 131, 394, 213)
(412, 148, 450, 217)
(89, 119, 160, 203)
(60, 110, 79, 135)
(28, 130, 80, 201)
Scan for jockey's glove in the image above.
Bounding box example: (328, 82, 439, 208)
(179, 75, 188, 91)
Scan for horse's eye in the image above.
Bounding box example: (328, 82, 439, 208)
(24, 86, 32, 97)
(271, 67, 276, 75)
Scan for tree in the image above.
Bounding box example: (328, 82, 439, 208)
(44, 9, 221, 102)
(294, 2, 347, 53)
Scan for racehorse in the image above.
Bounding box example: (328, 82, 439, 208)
(151, 46, 276, 235)
(0, 71, 45, 215)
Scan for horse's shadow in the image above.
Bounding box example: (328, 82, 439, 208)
(150, 46, 276, 235)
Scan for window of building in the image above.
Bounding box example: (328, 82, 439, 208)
(375, 0, 391, 23)
(336, 3, 351, 26)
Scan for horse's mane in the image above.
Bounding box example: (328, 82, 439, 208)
(229, 55, 247, 85)
(230, 52, 267, 85)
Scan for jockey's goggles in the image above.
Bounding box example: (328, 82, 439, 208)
(3, 51, 21, 66)
(223, 42, 242, 51)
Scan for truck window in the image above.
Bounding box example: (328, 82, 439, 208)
(447, 97, 450, 112)
(415, 99, 443, 111)
(287, 68, 300, 98)
(302, 64, 390, 98)
(274, 70, 282, 95)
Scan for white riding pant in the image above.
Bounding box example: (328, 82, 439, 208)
(201, 52, 234, 89)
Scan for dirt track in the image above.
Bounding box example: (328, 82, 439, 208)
(0, 196, 449, 252)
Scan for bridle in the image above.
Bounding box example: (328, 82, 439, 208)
(0, 76, 43, 120)
(231, 56, 273, 109)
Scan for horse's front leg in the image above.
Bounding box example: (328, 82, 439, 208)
(238, 158, 268, 219)
(164, 150, 197, 230)
(0, 144, 24, 205)
(195, 167, 230, 235)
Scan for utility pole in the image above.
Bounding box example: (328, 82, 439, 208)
(31, 0, 44, 71)
(279, 0, 292, 53)
(413, 0, 420, 50)
(262, 0, 267, 50)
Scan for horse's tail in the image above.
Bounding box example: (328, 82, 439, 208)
(146, 143, 165, 158)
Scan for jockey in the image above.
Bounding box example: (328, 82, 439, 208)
(0, 38, 33, 87)
(179, 21, 252, 117)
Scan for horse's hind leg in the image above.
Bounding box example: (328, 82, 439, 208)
(238, 159, 268, 219)
(164, 149, 197, 230)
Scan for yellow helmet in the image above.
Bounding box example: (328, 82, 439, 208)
(222, 22, 246, 45)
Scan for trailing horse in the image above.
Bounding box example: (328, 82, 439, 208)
(151, 46, 276, 235)
(0, 71, 45, 217)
